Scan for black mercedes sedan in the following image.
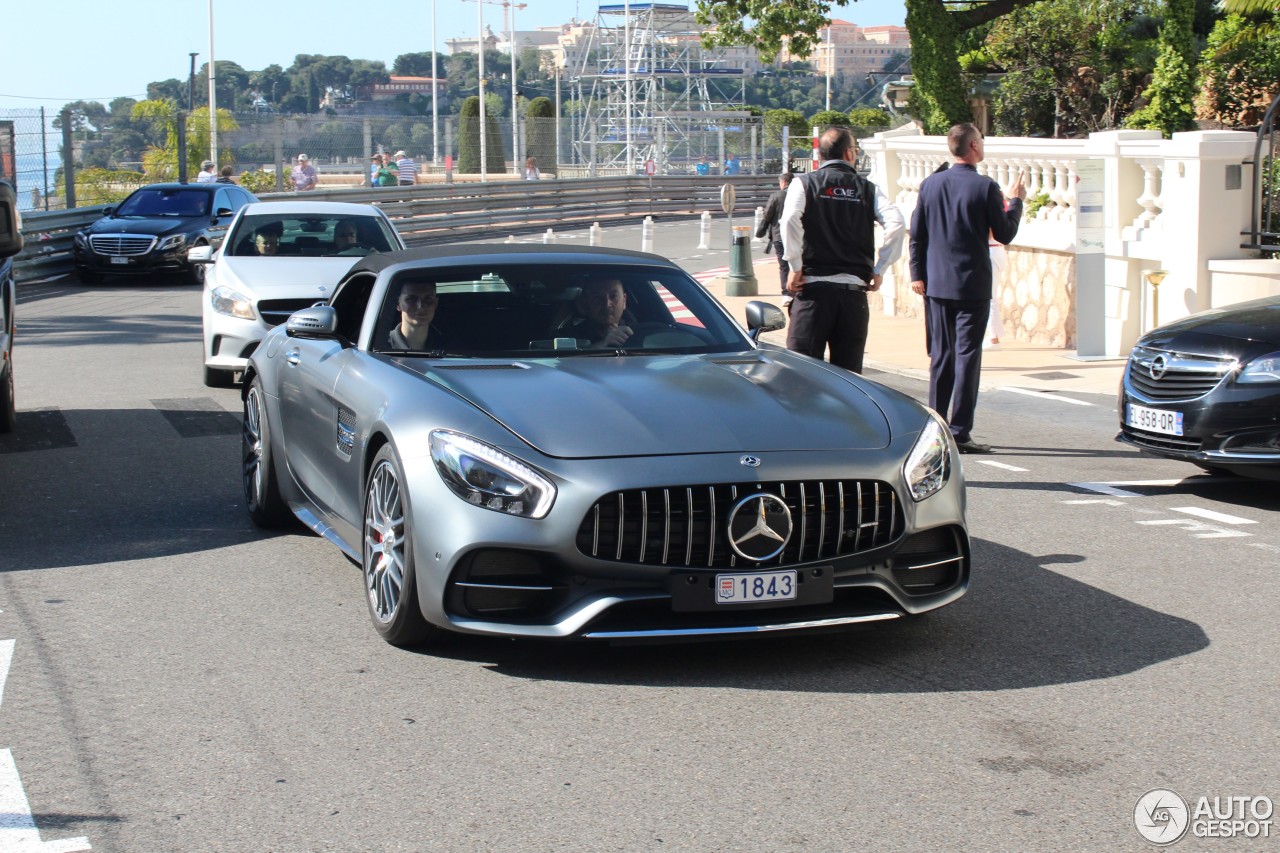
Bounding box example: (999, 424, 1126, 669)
(1117, 295, 1280, 480)
(72, 182, 257, 284)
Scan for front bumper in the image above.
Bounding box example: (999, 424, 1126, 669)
(74, 244, 192, 276)
(1117, 381, 1280, 473)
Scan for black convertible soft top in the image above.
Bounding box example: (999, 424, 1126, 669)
(345, 243, 679, 277)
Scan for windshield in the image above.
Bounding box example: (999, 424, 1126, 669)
(230, 213, 399, 258)
(115, 188, 210, 218)
(372, 263, 751, 357)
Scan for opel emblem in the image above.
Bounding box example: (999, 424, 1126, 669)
(1149, 354, 1168, 381)
(726, 493, 792, 561)
(740, 455, 761, 468)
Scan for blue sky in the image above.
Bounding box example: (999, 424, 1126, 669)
(0, 0, 907, 113)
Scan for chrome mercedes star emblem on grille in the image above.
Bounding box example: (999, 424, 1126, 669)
(1149, 354, 1168, 380)
(726, 493, 792, 561)
(740, 455, 761, 468)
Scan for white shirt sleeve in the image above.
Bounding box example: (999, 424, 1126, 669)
(780, 177, 806, 273)
(872, 183, 905, 276)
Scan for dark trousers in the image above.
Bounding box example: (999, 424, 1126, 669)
(786, 285, 870, 373)
(773, 246, 789, 294)
(926, 296, 989, 442)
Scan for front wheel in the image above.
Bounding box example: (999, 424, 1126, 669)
(242, 378, 290, 528)
(363, 445, 437, 647)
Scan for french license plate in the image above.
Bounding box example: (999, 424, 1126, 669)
(110, 256, 130, 265)
(1128, 403, 1183, 436)
(715, 570, 797, 604)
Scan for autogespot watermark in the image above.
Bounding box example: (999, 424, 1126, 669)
(1135, 789, 1274, 845)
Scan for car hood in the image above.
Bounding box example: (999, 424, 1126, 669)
(84, 216, 202, 238)
(213, 256, 362, 300)
(1141, 296, 1280, 351)
(405, 350, 893, 459)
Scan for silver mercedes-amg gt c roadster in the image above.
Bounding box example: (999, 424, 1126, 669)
(241, 245, 969, 646)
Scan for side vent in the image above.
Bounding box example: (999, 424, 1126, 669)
(336, 407, 357, 457)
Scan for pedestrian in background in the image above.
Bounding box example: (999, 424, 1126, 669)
(909, 123, 1025, 454)
(724, 154, 741, 176)
(215, 166, 236, 184)
(780, 127, 904, 374)
(755, 171, 794, 297)
(292, 154, 318, 192)
(525, 156, 540, 180)
(195, 160, 217, 183)
(374, 155, 398, 188)
(395, 150, 417, 186)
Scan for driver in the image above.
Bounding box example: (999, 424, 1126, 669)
(387, 280, 443, 351)
(333, 221, 368, 256)
(252, 222, 282, 256)
(563, 277, 635, 347)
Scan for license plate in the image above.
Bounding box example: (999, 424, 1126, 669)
(1127, 403, 1183, 436)
(110, 256, 130, 265)
(715, 570, 797, 604)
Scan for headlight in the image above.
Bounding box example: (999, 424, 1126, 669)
(903, 413, 950, 501)
(430, 430, 555, 518)
(1238, 352, 1280, 383)
(158, 234, 188, 251)
(210, 286, 255, 320)
(74, 231, 87, 247)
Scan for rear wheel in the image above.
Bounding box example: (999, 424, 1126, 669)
(363, 445, 437, 647)
(0, 360, 14, 434)
(242, 378, 290, 528)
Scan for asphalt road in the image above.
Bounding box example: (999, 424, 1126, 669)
(1, 230, 1277, 852)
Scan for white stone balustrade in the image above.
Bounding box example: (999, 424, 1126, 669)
(859, 125, 1270, 356)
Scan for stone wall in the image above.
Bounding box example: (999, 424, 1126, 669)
(873, 246, 1076, 348)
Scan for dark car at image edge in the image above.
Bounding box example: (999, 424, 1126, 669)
(1117, 294, 1280, 480)
(0, 181, 21, 432)
(72, 182, 256, 284)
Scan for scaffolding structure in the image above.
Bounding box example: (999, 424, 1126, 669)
(571, 3, 745, 172)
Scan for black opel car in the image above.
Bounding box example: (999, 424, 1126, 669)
(1117, 295, 1280, 480)
(73, 182, 256, 284)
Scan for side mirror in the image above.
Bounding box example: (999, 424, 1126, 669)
(188, 245, 214, 264)
(285, 305, 339, 339)
(102, 206, 115, 217)
(215, 207, 233, 218)
(0, 183, 23, 259)
(745, 300, 786, 342)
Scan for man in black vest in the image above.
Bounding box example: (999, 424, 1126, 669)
(780, 127, 904, 373)
(909, 123, 1025, 454)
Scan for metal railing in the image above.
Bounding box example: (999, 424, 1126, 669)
(12, 175, 776, 282)
(1245, 92, 1280, 254)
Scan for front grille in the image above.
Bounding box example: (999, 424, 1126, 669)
(891, 526, 965, 593)
(89, 234, 156, 256)
(1120, 426, 1202, 453)
(1126, 346, 1233, 401)
(577, 480, 904, 568)
(257, 298, 323, 327)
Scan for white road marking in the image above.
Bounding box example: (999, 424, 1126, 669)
(1069, 482, 1142, 497)
(1062, 499, 1127, 507)
(1169, 506, 1256, 525)
(0, 751, 92, 852)
(1093, 479, 1195, 487)
(974, 460, 1028, 472)
(1136, 519, 1251, 538)
(0, 643, 93, 852)
(999, 387, 1093, 406)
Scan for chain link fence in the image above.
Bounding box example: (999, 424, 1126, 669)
(2, 107, 898, 211)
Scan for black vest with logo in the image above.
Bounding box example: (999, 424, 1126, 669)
(799, 161, 876, 282)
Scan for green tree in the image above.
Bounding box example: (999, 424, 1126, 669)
(526, 97, 556, 176)
(131, 100, 240, 180)
(847, 107, 892, 128)
(808, 109, 851, 129)
(1126, 0, 1198, 135)
(1195, 6, 1280, 127)
(763, 109, 808, 146)
(458, 95, 506, 174)
(393, 52, 447, 77)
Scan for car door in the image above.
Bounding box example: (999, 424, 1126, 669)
(207, 188, 244, 248)
(275, 273, 376, 527)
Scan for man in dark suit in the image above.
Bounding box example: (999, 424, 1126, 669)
(909, 123, 1025, 454)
